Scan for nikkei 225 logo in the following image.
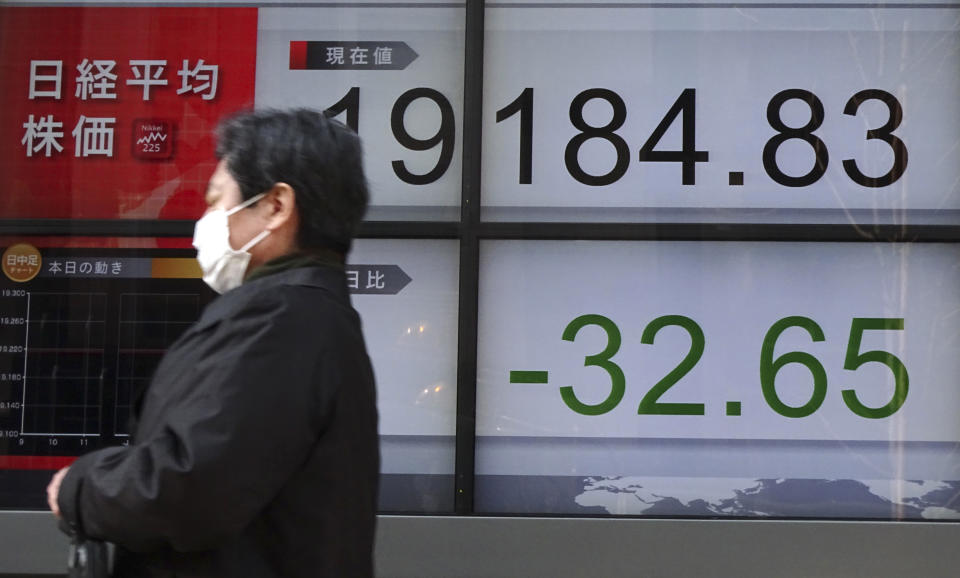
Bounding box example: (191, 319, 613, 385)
(132, 119, 174, 161)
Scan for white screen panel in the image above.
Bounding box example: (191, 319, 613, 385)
(350, 239, 459, 511)
(257, 6, 465, 220)
(475, 240, 960, 517)
(482, 5, 960, 225)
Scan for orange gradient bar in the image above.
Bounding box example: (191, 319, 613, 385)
(151, 258, 201, 279)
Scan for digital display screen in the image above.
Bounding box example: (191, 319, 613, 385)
(0, 7, 257, 220)
(0, 245, 214, 507)
(475, 240, 960, 518)
(0, 4, 465, 221)
(0, 240, 459, 512)
(349, 239, 460, 512)
(256, 6, 465, 221)
(481, 3, 960, 225)
(472, 1, 960, 520)
(0, 2, 467, 513)
(3, 1, 959, 526)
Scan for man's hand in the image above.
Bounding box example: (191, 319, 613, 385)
(47, 467, 69, 518)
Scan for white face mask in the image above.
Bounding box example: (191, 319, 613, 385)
(193, 193, 270, 294)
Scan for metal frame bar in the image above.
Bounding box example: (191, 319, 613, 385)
(476, 222, 960, 242)
(453, 0, 484, 514)
(0, 219, 460, 239)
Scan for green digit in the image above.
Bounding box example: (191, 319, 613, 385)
(760, 316, 827, 418)
(560, 314, 625, 416)
(637, 315, 705, 415)
(841, 318, 909, 419)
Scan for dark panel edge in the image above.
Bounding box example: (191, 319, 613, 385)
(454, 0, 484, 514)
(477, 222, 960, 242)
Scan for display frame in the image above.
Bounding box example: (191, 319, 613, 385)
(2, 0, 960, 575)
(1, 0, 958, 519)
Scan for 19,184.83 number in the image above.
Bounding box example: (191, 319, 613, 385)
(323, 87, 906, 189)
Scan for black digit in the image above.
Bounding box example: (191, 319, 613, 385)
(842, 89, 908, 188)
(637, 89, 709, 185)
(496, 88, 534, 184)
(391, 88, 455, 185)
(564, 88, 629, 186)
(324, 86, 359, 133)
(763, 89, 829, 187)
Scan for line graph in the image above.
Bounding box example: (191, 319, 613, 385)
(1, 272, 212, 462)
(114, 293, 199, 436)
(19, 292, 106, 437)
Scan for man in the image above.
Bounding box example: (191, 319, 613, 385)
(46, 109, 379, 577)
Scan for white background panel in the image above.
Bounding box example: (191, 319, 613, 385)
(482, 6, 960, 221)
(257, 7, 464, 212)
(349, 239, 459, 437)
(476, 240, 960, 442)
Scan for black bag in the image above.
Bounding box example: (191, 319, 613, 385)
(65, 484, 112, 578)
(67, 533, 111, 578)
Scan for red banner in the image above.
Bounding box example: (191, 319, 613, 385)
(0, 7, 258, 220)
(0, 456, 76, 471)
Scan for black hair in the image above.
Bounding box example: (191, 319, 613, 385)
(215, 108, 368, 253)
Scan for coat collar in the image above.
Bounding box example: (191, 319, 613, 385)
(194, 264, 349, 332)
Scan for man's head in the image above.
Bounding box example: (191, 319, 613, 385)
(208, 108, 368, 266)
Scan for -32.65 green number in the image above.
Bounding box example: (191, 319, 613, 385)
(561, 314, 908, 419)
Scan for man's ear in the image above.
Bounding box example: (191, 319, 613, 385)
(264, 182, 296, 231)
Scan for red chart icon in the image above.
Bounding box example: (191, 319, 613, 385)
(132, 119, 175, 161)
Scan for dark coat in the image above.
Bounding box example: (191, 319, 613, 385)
(58, 264, 379, 578)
